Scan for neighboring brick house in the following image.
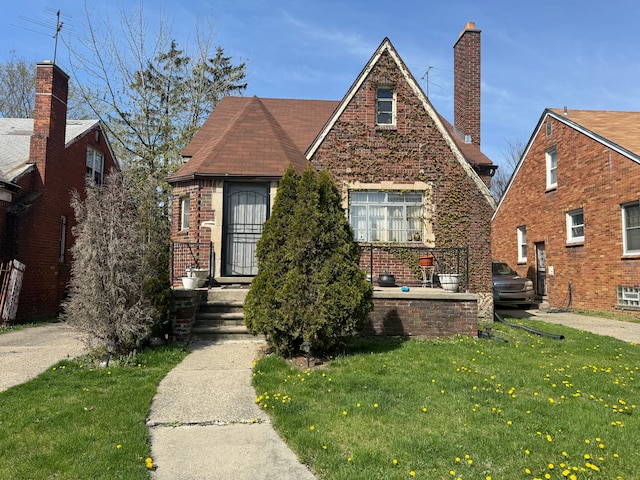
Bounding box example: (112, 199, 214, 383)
(492, 108, 640, 315)
(0, 61, 119, 321)
(169, 24, 496, 310)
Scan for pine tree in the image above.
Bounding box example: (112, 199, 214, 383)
(244, 166, 373, 356)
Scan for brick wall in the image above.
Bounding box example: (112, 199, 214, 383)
(453, 23, 481, 147)
(363, 292, 478, 337)
(310, 50, 493, 295)
(4, 63, 118, 320)
(492, 114, 640, 314)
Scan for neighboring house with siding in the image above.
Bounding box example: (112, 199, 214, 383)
(0, 61, 119, 321)
(492, 108, 640, 315)
(169, 23, 496, 312)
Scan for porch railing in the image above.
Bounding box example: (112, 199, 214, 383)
(358, 244, 469, 292)
(171, 242, 214, 284)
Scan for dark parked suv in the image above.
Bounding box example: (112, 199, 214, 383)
(492, 261, 535, 307)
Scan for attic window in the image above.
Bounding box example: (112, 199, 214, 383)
(546, 121, 552, 137)
(86, 148, 104, 185)
(376, 87, 395, 126)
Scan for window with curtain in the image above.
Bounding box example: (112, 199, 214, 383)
(349, 191, 423, 243)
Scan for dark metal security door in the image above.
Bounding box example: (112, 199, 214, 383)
(222, 182, 269, 276)
(535, 242, 547, 296)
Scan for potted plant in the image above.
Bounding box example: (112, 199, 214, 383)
(438, 273, 460, 292)
(419, 255, 434, 267)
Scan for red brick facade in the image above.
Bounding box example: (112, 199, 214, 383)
(454, 23, 481, 147)
(1, 62, 118, 320)
(310, 49, 494, 295)
(492, 110, 640, 315)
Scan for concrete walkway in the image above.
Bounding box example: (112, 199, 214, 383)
(147, 340, 317, 480)
(498, 308, 640, 343)
(0, 322, 86, 391)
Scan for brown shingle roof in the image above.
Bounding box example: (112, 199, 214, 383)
(550, 108, 640, 157)
(172, 96, 338, 181)
(438, 115, 493, 166)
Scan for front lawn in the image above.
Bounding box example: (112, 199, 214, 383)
(0, 345, 189, 479)
(253, 318, 639, 479)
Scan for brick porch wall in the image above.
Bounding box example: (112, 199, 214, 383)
(363, 291, 478, 338)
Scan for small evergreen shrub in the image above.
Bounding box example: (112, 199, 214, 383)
(244, 166, 373, 357)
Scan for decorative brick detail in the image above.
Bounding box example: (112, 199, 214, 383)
(363, 292, 478, 337)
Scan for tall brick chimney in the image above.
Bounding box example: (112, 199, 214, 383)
(30, 61, 69, 184)
(453, 22, 481, 147)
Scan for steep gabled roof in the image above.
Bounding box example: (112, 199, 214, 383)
(172, 96, 338, 182)
(492, 108, 640, 219)
(306, 37, 496, 209)
(0, 118, 103, 182)
(548, 108, 640, 160)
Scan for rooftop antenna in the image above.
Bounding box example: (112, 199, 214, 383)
(14, 8, 72, 64)
(421, 66, 433, 97)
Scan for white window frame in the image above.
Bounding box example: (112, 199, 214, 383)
(376, 87, 396, 126)
(349, 191, 423, 243)
(180, 196, 190, 231)
(545, 147, 557, 190)
(517, 225, 527, 263)
(566, 208, 585, 244)
(86, 147, 104, 185)
(622, 201, 640, 255)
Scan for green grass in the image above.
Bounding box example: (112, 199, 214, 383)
(0, 345, 189, 479)
(253, 319, 640, 480)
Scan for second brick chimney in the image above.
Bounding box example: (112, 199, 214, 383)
(30, 61, 69, 184)
(453, 22, 481, 147)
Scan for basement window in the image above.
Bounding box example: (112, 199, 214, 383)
(376, 87, 395, 126)
(617, 286, 640, 309)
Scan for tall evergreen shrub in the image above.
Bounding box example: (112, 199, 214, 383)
(245, 166, 373, 356)
(63, 172, 161, 352)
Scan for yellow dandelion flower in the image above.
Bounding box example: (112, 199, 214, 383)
(343, 410, 348, 415)
(374, 403, 379, 408)
(548, 463, 554, 469)
(584, 454, 591, 459)
(410, 471, 416, 476)
(525, 467, 531, 474)
(393, 459, 398, 465)
(546, 434, 553, 442)
(310, 425, 315, 431)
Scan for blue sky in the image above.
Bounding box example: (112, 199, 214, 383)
(3, 0, 640, 171)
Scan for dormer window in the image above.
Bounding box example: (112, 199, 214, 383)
(376, 87, 395, 126)
(86, 148, 104, 185)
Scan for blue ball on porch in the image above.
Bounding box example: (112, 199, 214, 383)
(401, 286, 410, 292)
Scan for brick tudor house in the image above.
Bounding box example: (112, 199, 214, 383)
(492, 108, 640, 316)
(0, 61, 118, 321)
(169, 23, 497, 333)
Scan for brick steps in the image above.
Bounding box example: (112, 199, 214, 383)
(192, 287, 258, 342)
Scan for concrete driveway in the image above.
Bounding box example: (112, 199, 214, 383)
(496, 308, 640, 344)
(0, 322, 86, 391)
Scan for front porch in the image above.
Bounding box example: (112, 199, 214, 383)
(170, 280, 478, 344)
